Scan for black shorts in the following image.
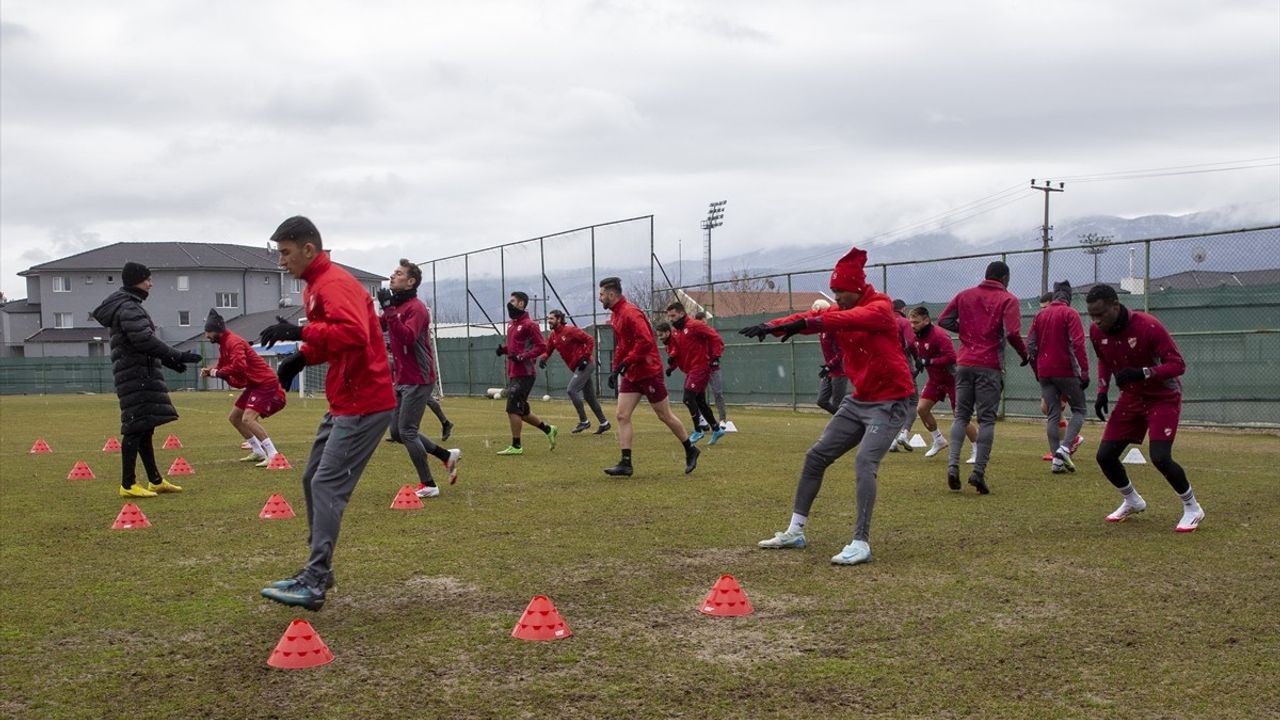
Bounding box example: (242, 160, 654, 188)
(506, 376, 536, 416)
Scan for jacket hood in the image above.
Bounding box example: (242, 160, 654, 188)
(1052, 280, 1072, 303)
(92, 289, 138, 328)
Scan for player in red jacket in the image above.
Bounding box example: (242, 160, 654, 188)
(200, 309, 285, 466)
(740, 247, 915, 567)
(495, 291, 556, 455)
(888, 299, 920, 453)
(811, 299, 849, 414)
(1027, 281, 1089, 474)
(540, 309, 610, 434)
(1087, 284, 1203, 532)
(938, 261, 1030, 494)
(907, 306, 977, 458)
(599, 277, 700, 477)
(665, 302, 727, 445)
(256, 216, 397, 612)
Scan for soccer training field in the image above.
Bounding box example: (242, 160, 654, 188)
(1, 393, 1277, 719)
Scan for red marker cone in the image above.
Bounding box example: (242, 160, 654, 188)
(699, 575, 754, 616)
(259, 493, 296, 519)
(67, 460, 96, 480)
(30, 438, 52, 454)
(167, 456, 194, 476)
(390, 485, 423, 510)
(265, 453, 292, 470)
(267, 619, 334, 669)
(511, 595, 572, 641)
(103, 437, 122, 452)
(112, 503, 151, 530)
(162, 434, 183, 449)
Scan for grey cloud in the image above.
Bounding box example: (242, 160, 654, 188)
(257, 76, 383, 128)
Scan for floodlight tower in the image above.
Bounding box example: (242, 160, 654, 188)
(1080, 232, 1114, 284)
(701, 201, 726, 289)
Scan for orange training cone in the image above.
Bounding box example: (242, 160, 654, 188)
(112, 503, 151, 530)
(103, 437, 122, 452)
(67, 460, 96, 480)
(30, 438, 52, 454)
(390, 485, 424, 510)
(259, 493, 296, 519)
(267, 619, 334, 669)
(162, 434, 183, 449)
(265, 453, 293, 470)
(699, 575, 754, 617)
(167, 456, 194, 476)
(511, 595, 572, 641)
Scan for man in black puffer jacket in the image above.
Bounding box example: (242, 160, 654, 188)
(92, 262, 201, 498)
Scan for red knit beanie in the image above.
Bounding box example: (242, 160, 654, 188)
(829, 247, 867, 293)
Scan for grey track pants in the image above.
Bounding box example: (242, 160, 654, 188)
(391, 384, 445, 485)
(301, 410, 393, 585)
(708, 368, 727, 423)
(792, 395, 910, 542)
(948, 366, 1002, 473)
(567, 363, 608, 423)
(816, 374, 849, 415)
(1040, 377, 1086, 452)
(421, 382, 449, 426)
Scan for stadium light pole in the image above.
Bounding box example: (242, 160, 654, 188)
(1031, 180, 1065, 295)
(701, 201, 726, 289)
(1080, 232, 1114, 284)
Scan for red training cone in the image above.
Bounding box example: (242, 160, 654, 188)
(267, 619, 334, 669)
(511, 595, 573, 641)
(699, 575, 754, 617)
(162, 434, 182, 449)
(67, 460, 96, 480)
(30, 438, 52, 454)
(167, 456, 194, 476)
(259, 493, 296, 519)
(112, 503, 151, 530)
(103, 437, 122, 452)
(390, 485, 423, 510)
(265, 453, 292, 470)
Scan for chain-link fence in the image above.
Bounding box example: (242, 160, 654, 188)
(662, 225, 1279, 427)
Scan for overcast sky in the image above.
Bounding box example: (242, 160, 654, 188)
(3, 0, 1278, 299)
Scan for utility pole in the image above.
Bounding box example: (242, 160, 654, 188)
(1030, 179, 1065, 294)
(1080, 232, 1114, 284)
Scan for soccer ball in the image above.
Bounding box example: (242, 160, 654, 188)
(542, 394, 551, 401)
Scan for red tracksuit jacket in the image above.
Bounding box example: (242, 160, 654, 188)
(298, 252, 396, 416)
(1090, 307, 1184, 399)
(505, 311, 547, 378)
(608, 296, 663, 381)
(542, 324, 595, 369)
(820, 330, 846, 378)
(1028, 300, 1089, 380)
(669, 319, 724, 373)
(767, 286, 915, 403)
(938, 279, 1028, 370)
(214, 330, 279, 390)
(912, 322, 958, 387)
(383, 296, 437, 385)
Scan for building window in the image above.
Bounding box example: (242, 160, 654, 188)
(52, 276, 71, 293)
(291, 278, 304, 294)
(177, 275, 190, 292)
(54, 312, 73, 329)
(178, 311, 191, 327)
(215, 292, 239, 309)
(84, 275, 94, 285)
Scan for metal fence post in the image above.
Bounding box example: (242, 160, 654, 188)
(1144, 240, 1151, 313)
(465, 254, 472, 396)
(788, 274, 797, 411)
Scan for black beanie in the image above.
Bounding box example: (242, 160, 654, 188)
(205, 308, 226, 333)
(122, 262, 151, 287)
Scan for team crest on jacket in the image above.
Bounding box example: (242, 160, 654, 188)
(1128, 337, 1137, 348)
(924, 343, 931, 350)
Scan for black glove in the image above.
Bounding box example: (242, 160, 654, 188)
(161, 356, 187, 373)
(538, 358, 547, 369)
(915, 357, 928, 375)
(575, 358, 590, 372)
(1019, 354, 1031, 367)
(277, 351, 306, 390)
(665, 366, 675, 377)
(258, 316, 303, 348)
(776, 318, 808, 342)
(709, 356, 720, 370)
(1114, 367, 1145, 387)
(607, 364, 626, 390)
(1095, 391, 1109, 422)
(818, 364, 830, 379)
(739, 324, 772, 342)
(178, 351, 201, 364)
(1080, 376, 1090, 391)
(495, 344, 507, 356)
(376, 287, 393, 310)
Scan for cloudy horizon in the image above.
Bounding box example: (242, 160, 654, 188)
(3, 0, 1278, 299)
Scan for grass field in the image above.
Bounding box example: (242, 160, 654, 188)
(1, 392, 1277, 719)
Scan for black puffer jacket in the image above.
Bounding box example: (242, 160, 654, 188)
(92, 287, 184, 435)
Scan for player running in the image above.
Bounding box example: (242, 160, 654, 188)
(495, 292, 557, 455)
(200, 309, 286, 467)
(1026, 281, 1089, 475)
(540, 309, 611, 434)
(665, 302, 726, 445)
(908, 306, 978, 459)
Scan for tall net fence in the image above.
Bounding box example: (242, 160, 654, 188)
(662, 225, 1280, 427)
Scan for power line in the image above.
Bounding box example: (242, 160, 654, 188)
(1057, 156, 1280, 182)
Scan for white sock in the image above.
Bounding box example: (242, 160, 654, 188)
(787, 513, 807, 534)
(1119, 483, 1143, 505)
(248, 437, 264, 456)
(1178, 488, 1200, 511)
(261, 438, 277, 458)
(931, 429, 944, 441)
